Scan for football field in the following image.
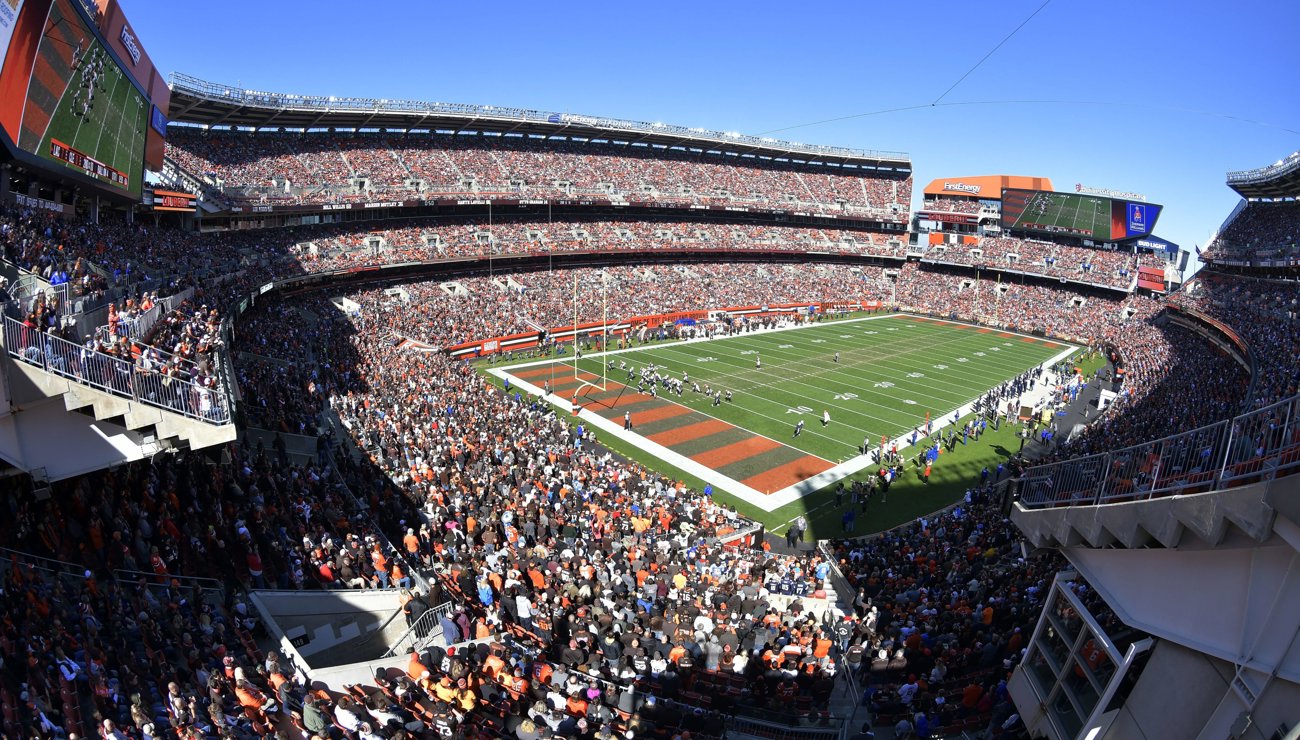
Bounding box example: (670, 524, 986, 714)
(491, 314, 1074, 528)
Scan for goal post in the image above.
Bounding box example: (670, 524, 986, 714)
(567, 271, 608, 396)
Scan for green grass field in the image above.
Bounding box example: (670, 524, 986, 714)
(488, 314, 1077, 540)
(563, 315, 1061, 459)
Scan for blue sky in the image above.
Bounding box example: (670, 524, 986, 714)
(129, 0, 1299, 267)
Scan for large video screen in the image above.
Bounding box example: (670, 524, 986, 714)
(0, 0, 147, 197)
(1001, 188, 1162, 241)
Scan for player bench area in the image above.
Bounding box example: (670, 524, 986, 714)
(488, 314, 1076, 513)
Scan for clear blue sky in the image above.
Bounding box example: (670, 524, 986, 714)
(129, 0, 1299, 267)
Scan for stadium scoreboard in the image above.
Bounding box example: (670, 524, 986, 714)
(1000, 188, 1162, 242)
(147, 188, 197, 212)
(0, 0, 167, 200)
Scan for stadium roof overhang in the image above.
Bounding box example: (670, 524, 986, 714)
(1226, 149, 1300, 199)
(166, 73, 911, 174)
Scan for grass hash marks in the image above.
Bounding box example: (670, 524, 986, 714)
(487, 314, 1076, 539)
(569, 315, 1063, 462)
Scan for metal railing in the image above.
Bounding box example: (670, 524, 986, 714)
(724, 712, 844, 740)
(1226, 149, 1300, 184)
(10, 274, 70, 313)
(382, 600, 454, 658)
(816, 541, 857, 609)
(113, 568, 227, 605)
(0, 546, 90, 577)
(1019, 392, 1300, 508)
(169, 73, 910, 165)
(124, 287, 198, 340)
(3, 316, 233, 425)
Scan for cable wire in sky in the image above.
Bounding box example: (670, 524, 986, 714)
(930, 0, 1053, 106)
(756, 99, 1300, 139)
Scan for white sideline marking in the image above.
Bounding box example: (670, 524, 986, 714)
(489, 314, 1077, 513)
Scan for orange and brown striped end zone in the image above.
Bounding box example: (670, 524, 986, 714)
(508, 364, 835, 496)
(742, 455, 835, 493)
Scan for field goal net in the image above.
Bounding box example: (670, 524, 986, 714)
(565, 271, 609, 400)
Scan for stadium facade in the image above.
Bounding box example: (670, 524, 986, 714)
(0, 18, 1296, 735)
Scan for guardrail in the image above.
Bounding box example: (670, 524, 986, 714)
(0, 546, 89, 577)
(3, 316, 233, 425)
(1226, 150, 1300, 184)
(382, 600, 454, 658)
(1019, 392, 1300, 508)
(724, 712, 844, 740)
(113, 568, 227, 605)
(124, 287, 197, 340)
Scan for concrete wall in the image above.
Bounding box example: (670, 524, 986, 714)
(1062, 536, 1300, 686)
(1105, 641, 1300, 740)
(249, 590, 404, 668)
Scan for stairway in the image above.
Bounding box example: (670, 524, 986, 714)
(0, 341, 236, 480)
(1013, 477, 1281, 550)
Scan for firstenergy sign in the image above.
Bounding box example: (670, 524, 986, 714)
(943, 182, 981, 195)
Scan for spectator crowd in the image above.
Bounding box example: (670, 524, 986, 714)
(923, 237, 1140, 290)
(1204, 201, 1300, 260)
(165, 130, 912, 217)
(1, 132, 1297, 739)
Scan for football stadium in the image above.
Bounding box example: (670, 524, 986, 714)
(0, 3, 1296, 740)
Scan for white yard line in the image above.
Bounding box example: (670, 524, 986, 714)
(491, 315, 1078, 512)
(25, 5, 76, 149)
(642, 328, 1033, 434)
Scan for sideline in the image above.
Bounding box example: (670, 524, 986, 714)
(489, 314, 1077, 513)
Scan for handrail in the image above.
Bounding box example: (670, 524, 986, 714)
(1020, 392, 1300, 508)
(725, 711, 844, 739)
(1226, 149, 1300, 184)
(382, 601, 455, 658)
(323, 409, 430, 595)
(125, 287, 198, 341)
(0, 546, 89, 576)
(113, 568, 227, 604)
(3, 316, 233, 425)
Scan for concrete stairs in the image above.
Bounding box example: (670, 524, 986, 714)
(1, 356, 235, 479)
(1013, 477, 1285, 550)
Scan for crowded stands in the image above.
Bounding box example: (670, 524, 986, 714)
(1171, 273, 1300, 407)
(924, 237, 1139, 290)
(826, 483, 1052, 736)
(921, 199, 983, 215)
(166, 130, 912, 216)
(3, 113, 1298, 740)
(1204, 200, 1300, 260)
